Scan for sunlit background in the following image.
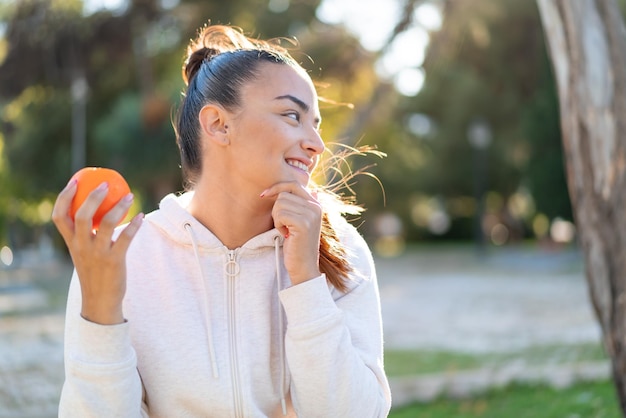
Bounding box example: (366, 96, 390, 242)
(0, 0, 575, 266)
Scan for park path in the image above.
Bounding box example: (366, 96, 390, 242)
(0, 244, 606, 415)
(376, 244, 600, 352)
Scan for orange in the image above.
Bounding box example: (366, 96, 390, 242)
(69, 167, 131, 231)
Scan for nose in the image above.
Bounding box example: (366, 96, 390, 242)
(303, 128, 325, 156)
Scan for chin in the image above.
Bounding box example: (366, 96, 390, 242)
(282, 171, 310, 186)
(296, 175, 311, 187)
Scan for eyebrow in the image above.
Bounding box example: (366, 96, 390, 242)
(274, 94, 310, 112)
(274, 94, 321, 126)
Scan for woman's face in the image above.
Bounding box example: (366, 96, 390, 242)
(224, 62, 325, 193)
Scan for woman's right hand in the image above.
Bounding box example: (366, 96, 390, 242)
(52, 179, 143, 325)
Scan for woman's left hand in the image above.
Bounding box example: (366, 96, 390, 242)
(261, 182, 322, 285)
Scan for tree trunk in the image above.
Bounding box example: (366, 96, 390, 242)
(536, 0, 626, 413)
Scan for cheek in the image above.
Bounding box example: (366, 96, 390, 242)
(239, 117, 281, 142)
(233, 116, 292, 164)
(258, 125, 292, 152)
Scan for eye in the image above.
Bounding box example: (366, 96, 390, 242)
(283, 111, 300, 122)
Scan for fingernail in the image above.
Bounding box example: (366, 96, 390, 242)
(122, 193, 134, 203)
(260, 189, 269, 197)
(96, 182, 109, 191)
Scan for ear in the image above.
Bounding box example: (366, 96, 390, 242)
(199, 104, 230, 146)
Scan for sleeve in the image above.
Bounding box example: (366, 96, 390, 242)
(58, 270, 149, 418)
(278, 221, 392, 418)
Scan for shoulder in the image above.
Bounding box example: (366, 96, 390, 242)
(330, 214, 369, 254)
(113, 193, 194, 247)
(327, 211, 376, 287)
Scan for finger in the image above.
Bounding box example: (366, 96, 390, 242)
(273, 208, 318, 234)
(260, 182, 316, 201)
(272, 201, 321, 239)
(94, 193, 135, 247)
(111, 212, 144, 256)
(272, 209, 291, 237)
(95, 193, 134, 234)
(74, 182, 109, 235)
(271, 201, 293, 237)
(51, 179, 78, 239)
(273, 191, 322, 218)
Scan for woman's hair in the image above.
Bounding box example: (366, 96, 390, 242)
(175, 24, 361, 292)
(176, 24, 299, 184)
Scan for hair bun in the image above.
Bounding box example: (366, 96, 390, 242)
(182, 47, 221, 86)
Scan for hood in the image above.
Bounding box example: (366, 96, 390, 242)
(146, 192, 284, 252)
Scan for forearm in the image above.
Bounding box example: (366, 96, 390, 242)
(279, 276, 391, 417)
(59, 274, 146, 417)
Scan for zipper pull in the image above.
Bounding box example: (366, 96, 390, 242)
(224, 250, 240, 278)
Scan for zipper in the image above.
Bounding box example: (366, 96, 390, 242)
(225, 249, 244, 418)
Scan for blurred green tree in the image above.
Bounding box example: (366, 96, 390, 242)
(0, 0, 376, 247)
(0, 0, 575, 252)
(522, 49, 572, 223)
(344, 0, 571, 246)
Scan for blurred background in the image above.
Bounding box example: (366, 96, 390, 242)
(0, 0, 620, 416)
(0, 0, 575, 253)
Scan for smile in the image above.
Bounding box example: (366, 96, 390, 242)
(286, 159, 309, 173)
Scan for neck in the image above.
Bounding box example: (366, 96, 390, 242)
(187, 178, 275, 250)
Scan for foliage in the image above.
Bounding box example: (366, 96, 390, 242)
(522, 49, 572, 222)
(0, 0, 339, 245)
(349, 0, 570, 243)
(0, 0, 574, 250)
(92, 91, 182, 209)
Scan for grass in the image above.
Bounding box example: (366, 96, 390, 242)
(385, 344, 616, 417)
(389, 380, 620, 417)
(385, 349, 485, 376)
(384, 342, 609, 377)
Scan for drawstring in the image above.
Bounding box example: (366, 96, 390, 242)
(184, 223, 286, 412)
(184, 223, 219, 379)
(274, 236, 287, 416)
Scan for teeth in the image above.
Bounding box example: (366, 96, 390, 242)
(287, 160, 309, 172)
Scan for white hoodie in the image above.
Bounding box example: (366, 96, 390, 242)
(59, 192, 391, 417)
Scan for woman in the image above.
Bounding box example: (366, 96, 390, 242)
(52, 23, 391, 417)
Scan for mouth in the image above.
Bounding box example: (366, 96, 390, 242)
(286, 159, 311, 173)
